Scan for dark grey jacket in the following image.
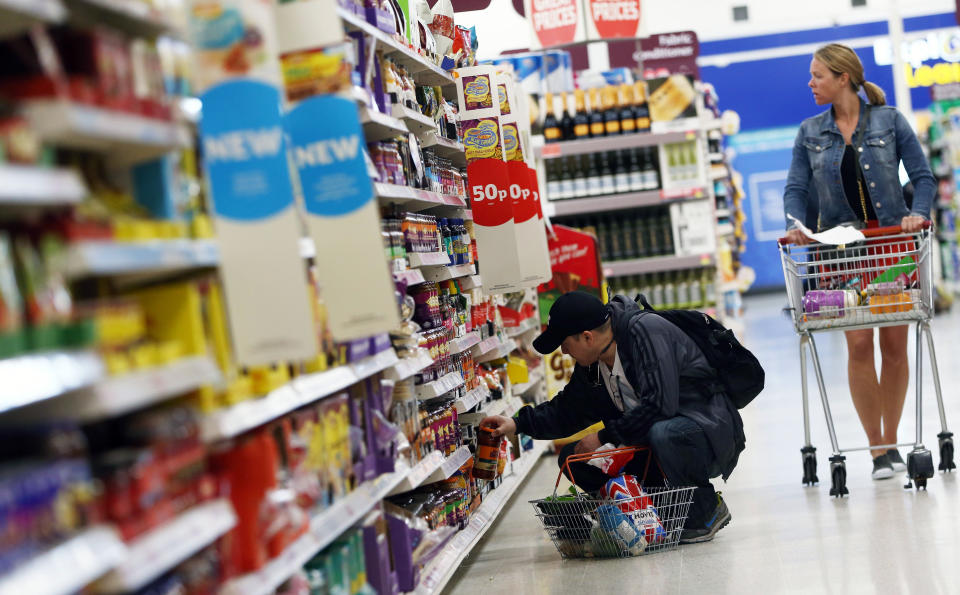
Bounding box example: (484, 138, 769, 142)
(515, 295, 745, 479)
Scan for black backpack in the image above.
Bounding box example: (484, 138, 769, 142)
(634, 294, 764, 409)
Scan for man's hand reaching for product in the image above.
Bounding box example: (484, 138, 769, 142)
(480, 415, 516, 438)
(574, 432, 602, 454)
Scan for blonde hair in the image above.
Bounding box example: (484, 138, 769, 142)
(814, 43, 886, 106)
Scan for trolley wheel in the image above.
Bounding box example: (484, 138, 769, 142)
(904, 448, 935, 490)
(801, 446, 818, 485)
(828, 455, 848, 498)
(938, 432, 955, 472)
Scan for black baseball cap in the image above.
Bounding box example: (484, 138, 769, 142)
(533, 291, 609, 354)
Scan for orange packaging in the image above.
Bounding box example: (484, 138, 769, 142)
(473, 426, 501, 480)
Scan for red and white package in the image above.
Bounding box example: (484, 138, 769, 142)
(601, 474, 666, 543)
(429, 0, 455, 56)
(587, 443, 635, 476)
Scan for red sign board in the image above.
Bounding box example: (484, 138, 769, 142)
(467, 159, 513, 227)
(537, 224, 604, 324)
(527, 0, 582, 48)
(587, 0, 641, 40)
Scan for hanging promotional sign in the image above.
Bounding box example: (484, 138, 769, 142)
(585, 0, 642, 41)
(639, 30, 699, 79)
(200, 80, 316, 367)
(285, 95, 400, 340)
(524, 0, 586, 50)
(457, 65, 527, 294)
(496, 73, 551, 287)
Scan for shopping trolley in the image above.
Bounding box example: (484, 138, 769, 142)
(529, 447, 695, 559)
(779, 223, 955, 497)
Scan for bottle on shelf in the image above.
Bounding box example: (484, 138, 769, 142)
(703, 268, 717, 306)
(599, 152, 616, 196)
(560, 92, 575, 141)
(627, 149, 644, 193)
(573, 89, 590, 139)
(586, 153, 603, 197)
(558, 156, 575, 200)
(643, 148, 661, 191)
(635, 216, 649, 258)
(596, 217, 611, 261)
(609, 218, 623, 261)
(677, 271, 690, 308)
(651, 273, 665, 307)
(621, 217, 638, 260)
(546, 160, 560, 201)
(619, 85, 636, 135)
(613, 151, 630, 194)
(633, 81, 652, 133)
(543, 92, 561, 143)
(663, 272, 677, 309)
(646, 214, 661, 256)
(572, 155, 588, 197)
(661, 213, 675, 255)
(603, 86, 621, 136)
(689, 270, 704, 308)
(588, 88, 606, 138)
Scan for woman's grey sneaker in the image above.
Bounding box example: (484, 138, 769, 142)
(886, 449, 907, 472)
(679, 493, 731, 544)
(872, 453, 895, 480)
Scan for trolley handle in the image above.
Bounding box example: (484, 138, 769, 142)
(555, 446, 662, 497)
(777, 220, 931, 246)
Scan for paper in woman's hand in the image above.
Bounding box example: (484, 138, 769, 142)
(788, 215, 866, 246)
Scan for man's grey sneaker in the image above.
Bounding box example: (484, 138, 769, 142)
(872, 453, 895, 480)
(886, 449, 907, 472)
(679, 493, 731, 544)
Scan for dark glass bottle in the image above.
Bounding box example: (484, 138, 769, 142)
(560, 92, 575, 141)
(599, 152, 615, 196)
(633, 81, 651, 133)
(619, 84, 636, 134)
(543, 92, 561, 143)
(573, 89, 590, 139)
(603, 86, 621, 135)
(589, 88, 605, 137)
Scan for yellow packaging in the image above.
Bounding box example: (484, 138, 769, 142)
(131, 282, 205, 357)
(130, 343, 159, 369)
(223, 374, 254, 405)
(507, 355, 529, 385)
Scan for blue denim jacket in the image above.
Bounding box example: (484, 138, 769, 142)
(783, 98, 935, 230)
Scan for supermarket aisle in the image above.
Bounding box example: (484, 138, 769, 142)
(447, 293, 960, 594)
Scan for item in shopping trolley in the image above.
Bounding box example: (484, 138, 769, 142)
(594, 504, 647, 556)
(601, 475, 666, 543)
(802, 290, 858, 319)
(587, 443, 635, 476)
(868, 292, 912, 315)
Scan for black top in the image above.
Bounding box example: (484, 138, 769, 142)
(841, 144, 877, 222)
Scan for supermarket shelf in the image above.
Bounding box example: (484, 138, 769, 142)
(460, 274, 483, 290)
(421, 134, 466, 166)
(65, 0, 181, 37)
(394, 268, 427, 286)
(603, 253, 715, 278)
(423, 445, 471, 484)
(375, 182, 467, 211)
(454, 384, 490, 413)
(717, 223, 735, 236)
(95, 499, 237, 594)
(511, 371, 543, 397)
(392, 104, 437, 135)
(450, 330, 481, 354)
(0, 349, 103, 415)
(360, 106, 409, 141)
(0, 0, 65, 38)
(415, 371, 464, 400)
(506, 317, 538, 337)
(547, 187, 707, 217)
(0, 526, 126, 595)
(0, 164, 87, 207)
(415, 441, 548, 594)
(472, 335, 500, 358)
(387, 450, 444, 496)
(21, 101, 190, 165)
(537, 130, 694, 159)
(421, 263, 476, 282)
(201, 349, 399, 442)
(65, 240, 219, 278)
(408, 251, 451, 267)
(221, 466, 409, 595)
(384, 350, 433, 381)
(475, 339, 515, 364)
(73, 356, 220, 422)
(480, 397, 509, 418)
(337, 8, 455, 94)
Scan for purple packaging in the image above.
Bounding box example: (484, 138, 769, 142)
(803, 290, 852, 319)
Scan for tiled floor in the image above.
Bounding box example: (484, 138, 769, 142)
(447, 293, 960, 594)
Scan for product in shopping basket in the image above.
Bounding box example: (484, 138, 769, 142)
(868, 292, 912, 315)
(593, 504, 646, 556)
(802, 289, 858, 320)
(601, 475, 666, 543)
(587, 443, 635, 476)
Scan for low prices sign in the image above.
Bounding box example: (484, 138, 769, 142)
(586, 0, 642, 40)
(524, 0, 585, 49)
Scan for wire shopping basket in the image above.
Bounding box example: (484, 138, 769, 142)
(529, 447, 695, 559)
(779, 224, 934, 333)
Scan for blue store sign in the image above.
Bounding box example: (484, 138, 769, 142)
(200, 80, 295, 221)
(285, 96, 373, 217)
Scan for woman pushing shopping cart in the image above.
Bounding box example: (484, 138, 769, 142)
(779, 43, 954, 496)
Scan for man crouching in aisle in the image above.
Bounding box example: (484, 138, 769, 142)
(481, 291, 745, 544)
